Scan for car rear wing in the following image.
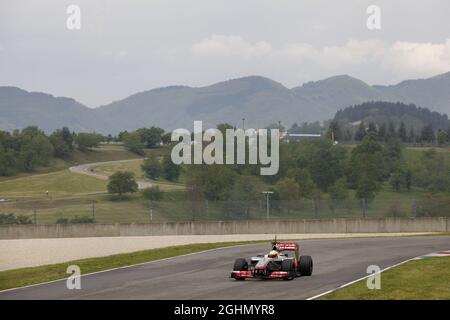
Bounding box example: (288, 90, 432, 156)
(272, 242, 298, 251)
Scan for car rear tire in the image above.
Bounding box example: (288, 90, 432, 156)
(233, 258, 248, 271)
(233, 258, 248, 281)
(298, 255, 313, 276)
(281, 259, 295, 280)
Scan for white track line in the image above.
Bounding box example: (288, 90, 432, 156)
(0, 243, 257, 294)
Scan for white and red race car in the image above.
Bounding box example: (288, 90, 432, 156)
(230, 241, 313, 280)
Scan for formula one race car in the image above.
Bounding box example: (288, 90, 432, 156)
(230, 240, 313, 280)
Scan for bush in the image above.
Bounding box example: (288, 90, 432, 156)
(142, 186, 163, 201)
(15, 215, 33, 224)
(0, 213, 32, 225)
(55, 218, 69, 224)
(55, 216, 95, 224)
(69, 215, 96, 224)
(0, 213, 16, 224)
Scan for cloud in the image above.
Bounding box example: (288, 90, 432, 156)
(191, 34, 272, 59)
(386, 40, 450, 75)
(191, 35, 450, 80)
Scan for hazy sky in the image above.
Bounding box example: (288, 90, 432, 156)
(1, 0, 449, 107)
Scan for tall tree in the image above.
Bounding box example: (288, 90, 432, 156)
(297, 139, 347, 192)
(378, 123, 387, 141)
(287, 168, 314, 199)
(437, 129, 448, 145)
(107, 171, 138, 199)
(75, 133, 102, 151)
(141, 156, 162, 179)
(162, 155, 181, 181)
(387, 121, 396, 138)
(276, 177, 300, 214)
(123, 132, 145, 155)
(328, 178, 349, 214)
(226, 175, 262, 219)
(420, 124, 435, 143)
(367, 122, 377, 135)
(354, 121, 367, 141)
(408, 128, 416, 143)
(398, 122, 407, 142)
(327, 120, 342, 142)
(347, 136, 385, 211)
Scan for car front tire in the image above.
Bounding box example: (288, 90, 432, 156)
(281, 259, 295, 280)
(298, 255, 313, 276)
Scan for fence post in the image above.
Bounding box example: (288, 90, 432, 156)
(411, 200, 417, 217)
(362, 199, 367, 218)
(149, 201, 153, 223)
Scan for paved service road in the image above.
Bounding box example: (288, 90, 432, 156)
(1, 236, 449, 300)
(69, 159, 153, 190)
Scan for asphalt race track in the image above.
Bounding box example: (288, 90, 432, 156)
(1, 236, 449, 300)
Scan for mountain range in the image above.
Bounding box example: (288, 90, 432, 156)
(1, 72, 449, 134)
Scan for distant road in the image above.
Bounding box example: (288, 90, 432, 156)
(69, 159, 153, 190)
(1, 236, 449, 300)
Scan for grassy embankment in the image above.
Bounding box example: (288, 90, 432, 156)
(0, 145, 180, 223)
(321, 256, 450, 300)
(0, 145, 448, 223)
(0, 144, 141, 182)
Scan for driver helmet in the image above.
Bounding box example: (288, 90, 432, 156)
(268, 250, 278, 258)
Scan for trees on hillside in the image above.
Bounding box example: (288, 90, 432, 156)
(142, 155, 182, 182)
(120, 126, 169, 155)
(0, 126, 57, 174)
(136, 127, 165, 148)
(409, 149, 450, 193)
(75, 132, 102, 151)
(296, 139, 346, 192)
(335, 101, 450, 131)
(226, 175, 262, 219)
(123, 131, 145, 155)
(328, 178, 349, 213)
(50, 127, 73, 158)
(286, 168, 315, 199)
(348, 136, 386, 216)
(276, 178, 299, 214)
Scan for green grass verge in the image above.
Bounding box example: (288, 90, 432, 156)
(0, 240, 262, 291)
(0, 170, 107, 198)
(321, 256, 450, 300)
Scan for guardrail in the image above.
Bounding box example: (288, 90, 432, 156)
(0, 217, 448, 239)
